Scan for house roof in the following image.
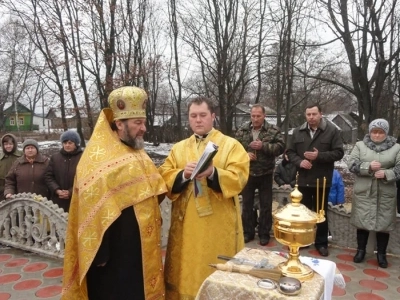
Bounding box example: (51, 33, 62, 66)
(265, 116, 287, 126)
(338, 113, 358, 127)
(3, 102, 31, 114)
(323, 116, 341, 131)
(325, 112, 357, 128)
(46, 107, 89, 119)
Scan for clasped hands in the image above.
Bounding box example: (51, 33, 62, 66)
(183, 162, 214, 180)
(56, 189, 70, 199)
(248, 140, 263, 161)
(249, 140, 263, 150)
(300, 147, 318, 169)
(370, 160, 385, 179)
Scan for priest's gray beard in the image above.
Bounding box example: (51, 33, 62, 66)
(122, 124, 145, 149)
(124, 136, 144, 149)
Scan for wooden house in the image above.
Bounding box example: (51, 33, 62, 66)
(325, 112, 358, 144)
(3, 102, 39, 131)
(45, 107, 94, 133)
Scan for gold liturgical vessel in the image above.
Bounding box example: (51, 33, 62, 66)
(273, 174, 326, 280)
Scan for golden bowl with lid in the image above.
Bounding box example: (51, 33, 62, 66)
(273, 176, 325, 281)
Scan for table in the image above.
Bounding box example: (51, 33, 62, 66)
(196, 248, 325, 300)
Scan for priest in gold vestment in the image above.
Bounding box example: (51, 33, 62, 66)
(62, 86, 167, 300)
(159, 97, 249, 299)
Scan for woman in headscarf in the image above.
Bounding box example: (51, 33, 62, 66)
(0, 133, 22, 200)
(4, 139, 49, 199)
(347, 119, 400, 268)
(45, 130, 83, 212)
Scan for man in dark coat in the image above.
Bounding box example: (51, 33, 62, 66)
(45, 130, 83, 212)
(287, 103, 344, 256)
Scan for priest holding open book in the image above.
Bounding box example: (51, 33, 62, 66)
(159, 97, 249, 300)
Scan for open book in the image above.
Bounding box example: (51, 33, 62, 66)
(190, 141, 219, 180)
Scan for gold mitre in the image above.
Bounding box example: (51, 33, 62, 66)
(108, 86, 148, 120)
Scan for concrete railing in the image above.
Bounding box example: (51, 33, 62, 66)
(327, 203, 400, 255)
(0, 193, 67, 259)
(5, 187, 398, 259)
(0, 187, 292, 255)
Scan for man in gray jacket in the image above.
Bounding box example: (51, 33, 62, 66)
(287, 103, 344, 256)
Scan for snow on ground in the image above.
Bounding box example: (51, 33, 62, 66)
(144, 142, 174, 157)
(36, 140, 173, 153)
(37, 140, 61, 149)
(36, 140, 351, 170)
(35, 140, 173, 166)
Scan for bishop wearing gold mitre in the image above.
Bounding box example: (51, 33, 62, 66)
(62, 86, 167, 300)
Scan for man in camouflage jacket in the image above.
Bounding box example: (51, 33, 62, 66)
(235, 104, 285, 246)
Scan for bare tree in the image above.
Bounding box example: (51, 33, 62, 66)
(167, 0, 184, 139)
(394, 22, 400, 137)
(0, 19, 33, 136)
(141, 2, 168, 144)
(387, 9, 400, 136)
(315, 0, 400, 137)
(3, 1, 75, 137)
(84, 0, 118, 107)
(180, 0, 258, 135)
(2, 0, 167, 143)
(63, 0, 95, 136)
(254, 0, 269, 104)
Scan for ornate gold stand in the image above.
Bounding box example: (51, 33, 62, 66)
(278, 245, 314, 280)
(273, 174, 325, 281)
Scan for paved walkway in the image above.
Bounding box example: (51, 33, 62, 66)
(1, 239, 400, 299)
(0, 245, 62, 300)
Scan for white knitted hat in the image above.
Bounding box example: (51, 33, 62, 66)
(369, 119, 389, 135)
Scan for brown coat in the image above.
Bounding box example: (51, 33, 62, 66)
(4, 153, 49, 198)
(0, 133, 22, 199)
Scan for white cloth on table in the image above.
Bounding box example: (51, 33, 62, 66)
(273, 251, 346, 300)
(300, 256, 335, 300)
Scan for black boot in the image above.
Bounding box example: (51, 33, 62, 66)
(353, 229, 369, 263)
(353, 250, 366, 263)
(377, 253, 388, 268)
(376, 232, 390, 268)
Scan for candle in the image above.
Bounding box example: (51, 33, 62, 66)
(321, 177, 326, 215)
(316, 178, 319, 213)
